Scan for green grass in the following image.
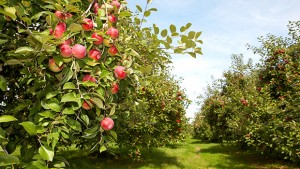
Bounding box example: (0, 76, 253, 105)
(64, 138, 299, 169)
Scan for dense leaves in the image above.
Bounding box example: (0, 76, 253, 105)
(0, 0, 202, 168)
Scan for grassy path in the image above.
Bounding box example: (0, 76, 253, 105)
(66, 138, 299, 169)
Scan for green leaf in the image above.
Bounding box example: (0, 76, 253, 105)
(99, 145, 107, 153)
(61, 92, 80, 103)
(185, 23, 192, 30)
(119, 10, 132, 17)
(153, 24, 159, 35)
(67, 119, 82, 132)
(144, 11, 151, 17)
(0, 115, 17, 123)
(161, 29, 168, 37)
(15, 46, 34, 54)
(69, 23, 82, 33)
(81, 114, 89, 126)
(0, 7, 16, 20)
(99, 70, 111, 79)
(0, 154, 19, 166)
(63, 82, 76, 90)
(39, 111, 55, 119)
(110, 130, 117, 140)
(91, 98, 103, 109)
(0, 39, 8, 45)
(5, 59, 22, 65)
(39, 145, 54, 162)
(188, 52, 196, 58)
(46, 91, 59, 99)
(109, 105, 116, 116)
(19, 121, 37, 135)
(188, 31, 196, 39)
(62, 107, 75, 115)
(170, 24, 176, 33)
(47, 101, 62, 112)
(0, 76, 7, 91)
(136, 5, 142, 12)
(58, 67, 73, 86)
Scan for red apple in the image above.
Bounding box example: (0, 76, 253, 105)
(111, 83, 119, 94)
(82, 18, 94, 31)
(101, 117, 114, 131)
(53, 22, 66, 39)
(72, 44, 86, 59)
(108, 14, 117, 23)
(107, 27, 119, 39)
(61, 38, 73, 46)
(176, 119, 181, 123)
(88, 49, 101, 61)
(60, 44, 72, 58)
(111, 0, 120, 9)
(93, 2, 100, 14)
(82, 74, 96, 83)
(108, 45, 118, 56)
(82, 101, 92, 110)
(64, 13, 72, 19)
(49, 58, 63, 72)
(114, 66, 127, 79)
(91, 33, 104, 45)
(55, 10, 65, 19)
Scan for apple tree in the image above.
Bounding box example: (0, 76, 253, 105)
(0, 0, 202, 168)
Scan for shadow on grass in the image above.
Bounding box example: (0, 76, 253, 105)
(197, 143, 300, 169)
(63, 148, 184, 169)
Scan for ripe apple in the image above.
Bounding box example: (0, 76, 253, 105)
(240, 99, 248, 106)
(91, 33, 104, 45)
(107, 27, 119, 39)
(108, 14, 117, 23)
(108, 45, 118, 56)
(55, 10, 65, 19)
(82, 18, 94, 31)
(93, 3, 100, 14)
(60, 44, 72, 58)
(111, 83, 119, 94)
(72, 44, 86, 59)
(53, 22, 66, 39)
(114, 66, 127, 79)
(82, 74, 96, 83)
(49, 58, 63, 72)
(176, 119, 181, 123)
(101, 117, 114, 131)
(64, 13, 72, 19)
(88, 49, 101, 61)
(82, 101, 92, 110)
(61, 38, 73, 46)
(103, 39, 113, 47)
(111, 0, 120, 9)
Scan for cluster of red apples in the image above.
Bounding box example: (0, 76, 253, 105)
(48, 0, 124, 131)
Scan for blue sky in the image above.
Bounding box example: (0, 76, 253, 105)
(126, 0, 300, 119)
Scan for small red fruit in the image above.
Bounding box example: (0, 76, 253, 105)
(111, 0, 120, 9)
(55, 11, 65, 19)
(64, 13, 72, 19)
(91, 33, 104, 45)
(176, 119, 181, 123)
(82, 74, 96, 83)
(82, 101, 92, 110)
(93, 3, 100, 14)
(60, 44, 72, 58)
(101, 117, 114, 131)
(61, 38, 73, 46)
(108, 45, 118, 56)
(53, 22, 66, 39)
(49, 58, 63, 72)
(114, 66, 127, 79)
(107, 27, 119, 39)
(108, 14, 117, 23)
(88, 49, 101, 61)
(72, 44, 86, 59)
(111, 83, 119, 94)
(82, 18, 94, 31)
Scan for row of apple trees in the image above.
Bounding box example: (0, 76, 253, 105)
(194, 21, 300, 162)
(0, 0, 202, 168)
